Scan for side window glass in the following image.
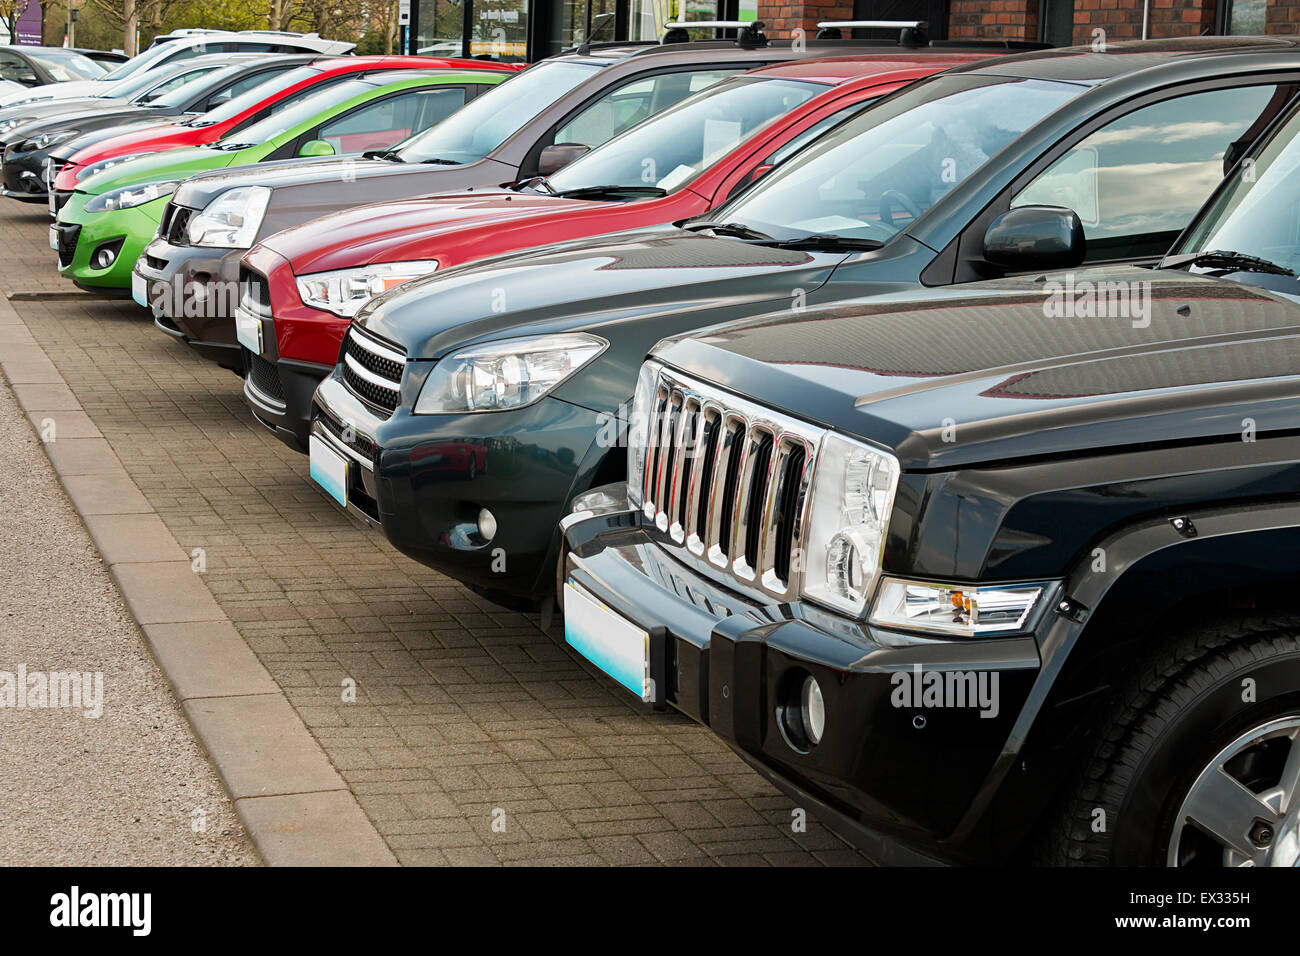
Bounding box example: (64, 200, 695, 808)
(1013, 84, 1295, 261)
(0, 53, 28, 83)
(316, 89, 467, 154)
(553, 69, 739, 149)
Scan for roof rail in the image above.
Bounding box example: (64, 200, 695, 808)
(662, 20, 769, 49)
(816, 19, 928, 45)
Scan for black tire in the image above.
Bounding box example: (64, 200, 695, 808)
(1039, 615, 1300, 866)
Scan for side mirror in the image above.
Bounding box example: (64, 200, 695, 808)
(983, 205, 1085, 271)
(206, 91, 234, 109)
(18, 72, 39, 87)
(297, 139, 335, 158)
(537, 142, 589, 176)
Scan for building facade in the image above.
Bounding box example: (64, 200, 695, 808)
(408, 0, 1295, 62)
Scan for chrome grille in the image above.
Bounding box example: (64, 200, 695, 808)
(239, 266, 272, 317)
(341, 325, 404, 415)
(158, 202, 193, 244)
(636, 365, 820, 600)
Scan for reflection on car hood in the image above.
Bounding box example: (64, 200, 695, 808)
(260, 189, 611, 272)
(357, 228, 845, 360)
(653, 266, 1300, 470)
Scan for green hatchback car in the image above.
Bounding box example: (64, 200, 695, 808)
(52, 70, 505, 290)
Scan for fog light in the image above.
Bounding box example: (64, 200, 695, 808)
(478, 508, 497, 542)
(801, 676, 825, 745)
(93, 246, 117, 269)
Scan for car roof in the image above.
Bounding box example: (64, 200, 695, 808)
(743, 52, 1007, 85)
(954, 35, 1300, 84)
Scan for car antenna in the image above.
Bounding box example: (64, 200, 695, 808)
(815, 19, 929, 45)
(576, 12, 617, 55)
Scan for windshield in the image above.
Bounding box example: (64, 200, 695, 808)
(547, 75, 821, 194)
(711, 74, 1080, 244)
(29, 51, 106, 82)
(396, 60, 600, 164)
(219, 78, 374, 147)
(187, 65, 320, 126)
(99, 67, 176, 100)
(1174, 103, 1300, 278)
(145, 65, 239, 109)
(100, 43, 177, 82)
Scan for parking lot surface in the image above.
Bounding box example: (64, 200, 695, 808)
(0, 205, 867, 866)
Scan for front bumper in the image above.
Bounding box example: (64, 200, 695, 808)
(55, 190, 168, 290)
(1, 145, 49, 202)
(134, 232, 245, 370)
(239, 245, 350, 452)
(560, 487, 1046, 865)
(312, 367, 609, 600)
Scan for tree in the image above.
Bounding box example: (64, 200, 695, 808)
(0, 0, 33, 44)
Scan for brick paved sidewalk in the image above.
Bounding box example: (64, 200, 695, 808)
(0, 205, 868, 866)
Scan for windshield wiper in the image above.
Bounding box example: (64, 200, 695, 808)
(682, 220, 775, 241)
(364, 148, 404, 162)
(1160, 249, 1295, 277)
(418, 157, 461, 166)
(555, 184, 667, 199)
(759, 233, 885, 251)
(513, 176, 556, 195)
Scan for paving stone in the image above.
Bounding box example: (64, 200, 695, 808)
(84, 513, 189, 565)
(143, 621, 282, 700)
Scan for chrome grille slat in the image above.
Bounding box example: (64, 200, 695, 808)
(341, 326, 405, 416)
(636, 365, 822, 600)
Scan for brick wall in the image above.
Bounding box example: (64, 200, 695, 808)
(1267, 0, 1300, 33)
(950, 0, 1041, 39)
(758, 0, 853, 39)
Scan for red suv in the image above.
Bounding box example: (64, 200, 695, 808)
(49, 55, 523, 204)
(238, 53, 995, 450)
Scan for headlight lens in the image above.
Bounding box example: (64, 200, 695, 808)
(626, 361, 659, 509)
(77, 153, 146, 181)
(187, 186, 271, 248)
(414, 333, 606, 414)
(296, 260, 438, 318)
(84, 179, 179, 213)
(800, 433, 899, 617)
(870, 579, 1047, 637)
(30, 129, 79, 150)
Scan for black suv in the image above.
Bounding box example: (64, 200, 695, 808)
(558, 80, 1300, 866)
(310, 37, 1300, 607)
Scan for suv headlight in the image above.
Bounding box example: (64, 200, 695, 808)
(414, 333, 606, 414)
(870, 579, 1048, 637)
(297, 261, 438, 318)
(77, 153, 146, 181)
(626, 361, 659, 509)
(84, 180, 179, 213)
(800, 433, 899, 617)
(187, 186, 271, 248)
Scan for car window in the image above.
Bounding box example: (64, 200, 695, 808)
(317, 88, 466, 154)
(716, 74, 1081, 244)
(28, 50, 105, 82)
(552, 69, 739, 149)
(548, 75, 821, 194)
(219, 78, 375, 146)
(395, 59, 600, 165)
(0, 52, 36, 85)
(100, 42, 177, 81)
(136, 67, 221, 104)
(1013, 84, 1297, 262)
(765, 98, 878, 168)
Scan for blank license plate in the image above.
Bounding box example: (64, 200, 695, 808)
(564, 580, 652, 701)
(309, 435, 349, 508)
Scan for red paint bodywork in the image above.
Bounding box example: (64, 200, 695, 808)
(245, 54, 991, 370)
(52, 56, 523, 191)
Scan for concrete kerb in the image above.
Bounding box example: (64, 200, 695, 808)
(0, 291, 398, 867)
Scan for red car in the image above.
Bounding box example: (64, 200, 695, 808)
(49, 55, 523, 198)
(240, 52, 996, 451)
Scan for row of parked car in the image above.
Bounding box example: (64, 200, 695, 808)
(7, 24, 1300, 868)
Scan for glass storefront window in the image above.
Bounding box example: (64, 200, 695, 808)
(1224, 0, 1267, 34)
(472, 0, 530, 60)
(415, 0, 466, 57)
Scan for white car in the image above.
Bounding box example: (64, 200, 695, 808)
(0, 30, 354, 107)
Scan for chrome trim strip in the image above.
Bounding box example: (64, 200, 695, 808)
(343, 352, 402, 391)
(349, 326, 406, 365)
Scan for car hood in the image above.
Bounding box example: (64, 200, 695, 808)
(356, 228, 849, 361)
(9, 105, 169, 143)
(0, 80, 105, 107)
(58, 119, 179, 157)
(78, 145, 231, 195)
(259, 189, 614, 272)
(174, 155, 495, 210)
(652, 266, 1300, 471)
(0, 96, 114, 128)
